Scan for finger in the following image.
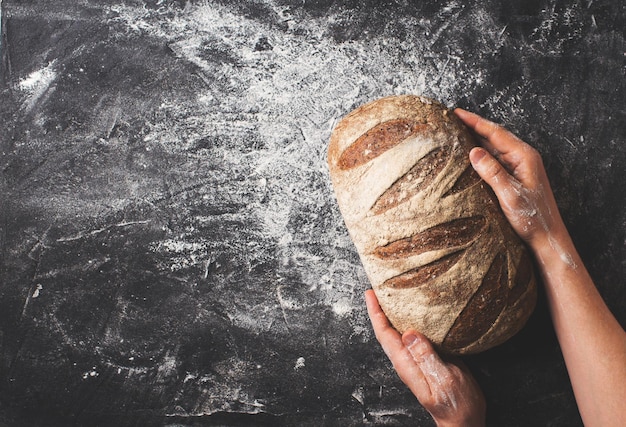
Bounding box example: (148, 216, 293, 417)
(365, 290, 405, 356)
(454, 108, 524, 157)
(469, 147, 518, 198)
(365, 291, 432, 400)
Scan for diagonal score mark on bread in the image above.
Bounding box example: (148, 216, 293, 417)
(371, 146, 451, 214)
(443, 253, 509, 349)
(373, 216, 487, 259)
(443, 164, 483, 197)
(338, 119, 432, 170)
(381, 249, 465, 289)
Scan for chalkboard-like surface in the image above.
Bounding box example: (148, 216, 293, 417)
(1, 1, 624, 426)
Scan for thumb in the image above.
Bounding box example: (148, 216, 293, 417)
(469, 147, 514, 198)
(402, 331, 456, 407)
(402, 331, 437, 363)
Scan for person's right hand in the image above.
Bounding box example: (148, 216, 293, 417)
(455, 108, 626, 427)
(454, 108, 567, 247)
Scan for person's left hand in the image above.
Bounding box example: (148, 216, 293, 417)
(365, 290, 486, 427)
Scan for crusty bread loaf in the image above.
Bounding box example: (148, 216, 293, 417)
(328, 95, 536, 355)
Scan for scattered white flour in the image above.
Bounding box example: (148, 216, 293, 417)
(294, 356, 306, 370)
(32, 284, 43, 298)
(332, 299, 354, 317)
(157, 353, 178, 378)
(82, 367, 99, 379)
(17, 2, 509, 339)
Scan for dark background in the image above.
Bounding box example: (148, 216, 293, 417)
(1, 0, 624, 426)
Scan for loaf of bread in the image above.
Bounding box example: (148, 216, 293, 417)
(328, 95, 536, 355)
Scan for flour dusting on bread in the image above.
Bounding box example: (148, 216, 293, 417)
(328, 95, 537, 354)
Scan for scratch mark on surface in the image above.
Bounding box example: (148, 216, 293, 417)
(435, 54, 451, 85)
(275, 286, 291, 331)
(102, 92, 122, 139)
(499, 25, 508, 39)
(564, 137, 577, 150)
(428, 7, 464, 48)
(202, 258, 211, 279)
(351, 386, 365, 406)
(152, 180, 213, 204)
(21, 281, 40, 319)
(56, 220, 151, 242)
(21, 233, 49, 319)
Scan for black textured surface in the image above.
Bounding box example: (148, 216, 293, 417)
(1, 1, 624, 426)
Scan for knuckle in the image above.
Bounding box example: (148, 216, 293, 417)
(484, 120, 502, 138)
(522, 143, 542, 162)
(374, 310, 387, 322)
(442, 374, 458, 390)
(421, 394, 438, 408)
(528, 147, 541, 162)
(533, 151, 545, 168)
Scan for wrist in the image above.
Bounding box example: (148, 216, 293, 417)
(528, 226, 578, 271)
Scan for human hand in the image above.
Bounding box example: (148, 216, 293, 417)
(454, 108, 567, 247)
(365, 290, 486, 427)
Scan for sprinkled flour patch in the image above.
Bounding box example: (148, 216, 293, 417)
(107, 0, 512, 339)
(17, 61, 58, 112)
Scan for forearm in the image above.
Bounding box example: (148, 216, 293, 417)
(530, 228, 626, 427)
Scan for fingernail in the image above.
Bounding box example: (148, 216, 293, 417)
(454, 107, 467, 115)
(403, 333, 419, 347)
(403, 332, 430, 359)
(470, 147, 487, 164)
(403, 332, 427, 351)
